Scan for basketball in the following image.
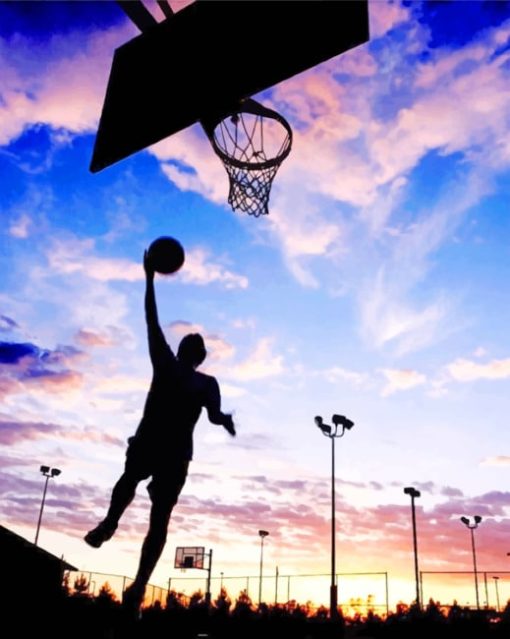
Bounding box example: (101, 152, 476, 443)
(147, 236, 185, 275)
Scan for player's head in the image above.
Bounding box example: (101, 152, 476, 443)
(177, 333, 207, 368)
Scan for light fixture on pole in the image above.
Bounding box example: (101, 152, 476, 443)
(258, 529, 269, 606)
(35, 465, 61, 546)
(314, 413, 354, 620)
(403, 486, 421, 609)
(493, 576, 500, 612)
(460, 515, 482, 609)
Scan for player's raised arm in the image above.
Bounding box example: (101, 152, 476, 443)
(205, 376, 236, 436)
(144, 250, 172, 368)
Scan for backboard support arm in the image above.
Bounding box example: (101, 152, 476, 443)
(157, 1, 175, 20)
(116, 1, 158, 32)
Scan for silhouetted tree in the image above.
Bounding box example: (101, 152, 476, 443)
(61, 571, 70, 596)
(73, 573, 90, 596)
(314, 604, 329, 619)
(213, 586, 232, 614)
(97, 581, 116, 602)
(189, 588, 204, 607)
(233, 589, 254, 618)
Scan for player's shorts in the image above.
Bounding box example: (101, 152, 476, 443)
(125, 436, 189, 507)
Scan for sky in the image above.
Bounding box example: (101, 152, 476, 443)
(1, 0, 510, 611)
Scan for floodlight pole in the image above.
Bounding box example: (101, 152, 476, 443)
(35, 465, 61, 546)
(258, 529, 269, 606)
(460, 515, 482, 609)
(314, 414, 354, 620)
(403, 487, 421, 608)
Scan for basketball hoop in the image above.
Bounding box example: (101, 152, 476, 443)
(202, 99, 293, 217)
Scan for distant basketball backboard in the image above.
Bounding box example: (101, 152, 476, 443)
(90, 0, 369, 172)
(175, 546, 205, 570)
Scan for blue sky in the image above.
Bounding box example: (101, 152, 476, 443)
(1, 1, 510, 609)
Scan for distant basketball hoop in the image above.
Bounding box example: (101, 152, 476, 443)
(175, 546, 206, 571)
(202, 99, 293, 217)
(174, 546, 213, 604)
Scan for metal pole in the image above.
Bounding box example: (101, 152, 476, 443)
(385, 572, 389, 616)
(205, 548, 212, 606)
(287, 575, 291, 604)
(410, 494, 420, 608)
(35, 474, 50, 546)
(258, 536, 265, 605)
(483, 572, 489, 609)
(470, 527, 480, 609)
(275, 566, 279, 605)
(220, 572, 224, 591)
(494, 576, 500, 612)
(330, 434, 338, 619)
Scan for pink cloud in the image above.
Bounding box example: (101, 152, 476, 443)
(0, 340, 85, 399)
(167, 321, 236, 361)
(0, 417, 123, 447)
(226, 338, 284, 382)
(0, 23, 135, 146)
(446, 357, 510, 382)
(380, 368, 426, 396)
(75, 328, 115, 348)
(0, 418, 57, 445)
(0, 471, 112, 537)
(369, 0, 411, 39)
(481, 456, 510, 467)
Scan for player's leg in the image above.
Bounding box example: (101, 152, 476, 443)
(85, 439, 150, 548)
(123, 459, 189, 608)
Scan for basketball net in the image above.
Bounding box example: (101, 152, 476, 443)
(202, 99, 293, 217)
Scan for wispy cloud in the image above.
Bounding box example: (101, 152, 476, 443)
(0, 23, 134, 146)
(0, 340, 85, 399)
(369, 0, 411, 39)
(75, 328, 116, 348)
(481, 456, 510, 467)
(0, 315, 18, 332)
(43, 237, 248, 289)
(180, 248, 248, 289)
(446, 356, 510, 382)
(168, 321, 236, 361)
(227, 338, 284, 382)
(8, 213, 31, 238)
(318, 366, 369, 387)
(380, 368, 427, 396)
(0, 416, 123, 447)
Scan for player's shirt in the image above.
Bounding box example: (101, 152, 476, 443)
(133, 327, 220, 461)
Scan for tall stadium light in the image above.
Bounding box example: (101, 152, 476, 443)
(258, 529, 269, 606)
(314, 414, 354, 619)
(35, 465, 61, 546)
(403, 487, 421, 608)
(460, 515, 482, 609)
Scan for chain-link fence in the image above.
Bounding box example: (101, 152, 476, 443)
(67, 569, 389, 614)
(420, 571, 510, 609)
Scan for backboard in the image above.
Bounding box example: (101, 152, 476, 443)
(90, 0, 369, 172)
(175, 546, 205, 570)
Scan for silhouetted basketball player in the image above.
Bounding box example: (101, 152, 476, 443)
(85, 250, 236, 611)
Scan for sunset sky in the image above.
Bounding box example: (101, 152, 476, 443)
(1, 0, 510, 610)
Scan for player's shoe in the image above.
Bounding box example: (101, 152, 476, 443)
(84, 521, 117, 548)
